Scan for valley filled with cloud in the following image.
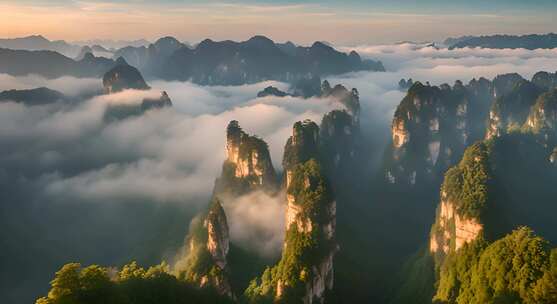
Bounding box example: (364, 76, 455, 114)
(3, 43, 557, 302)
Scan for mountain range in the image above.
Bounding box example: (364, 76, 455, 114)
(0, 35, 384, 85)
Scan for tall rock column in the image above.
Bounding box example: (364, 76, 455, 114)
(215, 120, 278, 196)
(429, 143, 491, 265)
(245, 120, 337, 304)
(176, 199, 233, 297)
(283, 120, 320, 188)
(486, 80, 542, 139)
(524, 89, 557, 146)
(384, 82, 472, 186)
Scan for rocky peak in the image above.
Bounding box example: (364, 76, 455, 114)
(246, 159, 336, 304)
(310, 41, 334, 52)
(75, 46, 93, 61)
(283, 120, 320, 187)
(215, 120, 278, 195)
(525, 89, 557, 144)
(347, 50, 362, 67)
(281, 159, 336, 303)
(205, 199, 230, 270)
(322, 83, 361, 120)
(102, 63, 150, 94)
(398, 78, 414, 91)
(492, 73, 524, 98)
(256, 86, 289, 98)
(321, 80, 332, 94)
(276, 41, 297, 56)
(486, 80, 542, 139)
(177, 198, 232, 297)
(532, 71, 557, 91)
(320, 110, 359, 171)
(150, 36, 185, 60)
(245, 35, 276, 49)
(385, 81, 473, 185)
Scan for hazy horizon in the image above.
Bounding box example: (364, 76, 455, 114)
(1, 0, 556, 46)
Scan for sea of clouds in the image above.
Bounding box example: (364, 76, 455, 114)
(2, 43, 557, 260)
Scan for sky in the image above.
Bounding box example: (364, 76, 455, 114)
(0, 0, 556, 45)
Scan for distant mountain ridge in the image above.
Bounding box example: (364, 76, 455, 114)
(0, 35, 384, 84)
(445, 33, 557, 50)
(0, 35, 82, 57)
(0, 48, 119, 78)
(116, 35, 385, 85)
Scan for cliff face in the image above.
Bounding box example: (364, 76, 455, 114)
(215, 120, 278, 195)
(283, 120, 320, 187)
(246, 120, 337, 304)
(278, 159, 336, 304)
(491, 73, 524, 98)
(385, 81, 477, 185)
(486, 80, 542, 139)
(384, 72, 540, 186)
(429, 143, 491, 264)
(177, 199, 232, 297)
(429, 192, 484, 259)
(320, 110, 359, 173)
(525, 89, 557, 145)
(205, 200, 230, 270)
(280, 121, 336, 304)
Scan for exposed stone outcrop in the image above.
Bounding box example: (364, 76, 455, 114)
(102, 60, 150, 94)
(246, 120, 337, 304)
(320, 82, 360, 122)
(491, 73, 524, 98)
(385, 81, 478, 185)
(205, 200, 230, 270)
(283, 120, 320, 187)
(320, 110, 359, 173)
(429, 143, 491, 264)
(486, 80, 542, 139)
(429, 192, 483, 258)
(215, 120, 278, 196)
(384, 72, 541, 186)
(277, 159, 336, 304)
(177, 199, 233, 297)
(524, 89, 557, 146)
